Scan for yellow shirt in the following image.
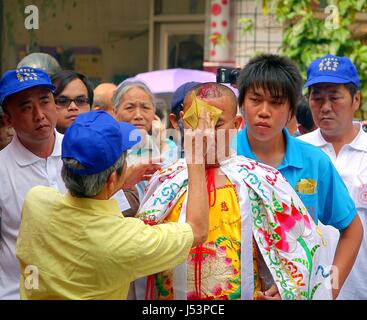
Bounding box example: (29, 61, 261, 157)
(16, 186, 193, 300)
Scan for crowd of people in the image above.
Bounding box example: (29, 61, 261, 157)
(0, 51, 365, 300)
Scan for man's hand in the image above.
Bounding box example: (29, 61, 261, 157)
(122, 161, 162, 189)
(257, 284, 281, 300)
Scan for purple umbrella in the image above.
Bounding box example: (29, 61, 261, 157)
(126, 68, 216, 93)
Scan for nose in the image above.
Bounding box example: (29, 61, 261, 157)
(320, 98, 333, 113)
(33, 102, 46, 122)
(67, 100, 79, 112)
(258, 101, 271, 118)
(133, 106, 144, 120)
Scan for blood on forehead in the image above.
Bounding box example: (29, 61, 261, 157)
(196, 84, 222, 99)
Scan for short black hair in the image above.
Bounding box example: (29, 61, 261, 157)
(296, 97, 315, 131)
(237, 54, 303, 117)
(51, 70, 94, 107)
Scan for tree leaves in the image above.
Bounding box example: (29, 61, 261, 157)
(261, 0, 367, 117)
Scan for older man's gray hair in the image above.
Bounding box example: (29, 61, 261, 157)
(61, 153, 126, 198)
(112, 80, 156, 113)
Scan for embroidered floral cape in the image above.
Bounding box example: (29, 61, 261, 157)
(135, 156, 332, 300)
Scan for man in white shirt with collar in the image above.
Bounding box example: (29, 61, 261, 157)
(0, 67, 65, 300)
(299, 54, 366, 299)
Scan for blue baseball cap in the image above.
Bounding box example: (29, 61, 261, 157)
(304, 54, 360, 88)
(0, 67, 56, 105)
(171, 81, 201, 114)
(62, 111, 141, 175)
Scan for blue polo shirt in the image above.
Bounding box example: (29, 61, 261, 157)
(233, 128, 356, 229)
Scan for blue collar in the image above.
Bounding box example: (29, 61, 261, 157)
(278, 128, 303, 170)
(238, 127, 304, 170)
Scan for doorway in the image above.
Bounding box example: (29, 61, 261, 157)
(158, 22, 204, 70)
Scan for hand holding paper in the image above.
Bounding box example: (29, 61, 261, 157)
(182, 93, 223, 129)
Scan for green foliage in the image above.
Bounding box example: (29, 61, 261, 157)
(238, 17, 254, 33)
(250, 0, 367, 118)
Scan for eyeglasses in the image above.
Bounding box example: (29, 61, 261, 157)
(55, 96, 90, 108)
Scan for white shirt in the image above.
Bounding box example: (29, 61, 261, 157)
(0, 131, 66, 300)
(299, 124, 367, 299)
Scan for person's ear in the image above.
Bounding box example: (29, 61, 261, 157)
(169, 113, 179, 129)
(2, 111, 12, 127)
(179, 110, 184, 120)
(106, 171, 118, 195)
(288, 112, 294, 123)
(352, 91, 361, 112)
(233, 115, 243, 130)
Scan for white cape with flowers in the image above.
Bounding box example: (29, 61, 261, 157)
(135, 155, 333, 300)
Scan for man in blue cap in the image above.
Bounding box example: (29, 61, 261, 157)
(0, 67, 65, 300)
(299, 54, 367, 299)
(15, 110, 210, 299)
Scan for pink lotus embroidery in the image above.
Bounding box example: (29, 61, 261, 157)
(273, 202, 312, 253)
(258, 226, 289, 252)
(270, 194, 321, 299)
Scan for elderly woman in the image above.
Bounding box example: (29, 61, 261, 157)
(112, 81, 177, 200)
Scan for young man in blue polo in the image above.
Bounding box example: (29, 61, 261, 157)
(234, 54, 363, 299)
(300, 54, 367, 299)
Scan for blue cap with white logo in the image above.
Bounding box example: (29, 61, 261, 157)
(0, 67, 56, 105)
(304, 54, 360, 88)
(62, 111, 141, 175)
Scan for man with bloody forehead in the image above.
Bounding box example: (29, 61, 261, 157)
(134, 82, 332, 300)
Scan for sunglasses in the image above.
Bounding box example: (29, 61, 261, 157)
(55, 96, 90, 108)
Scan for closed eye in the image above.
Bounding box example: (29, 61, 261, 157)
(330, 96, 341, 101)
(40, 97, 51, 104)
(125, 104, 135, 110)
(310, 96, 322, 101)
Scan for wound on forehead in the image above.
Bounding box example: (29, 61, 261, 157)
(196, 83, 222, 99)
(190, 82, 237, 116)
